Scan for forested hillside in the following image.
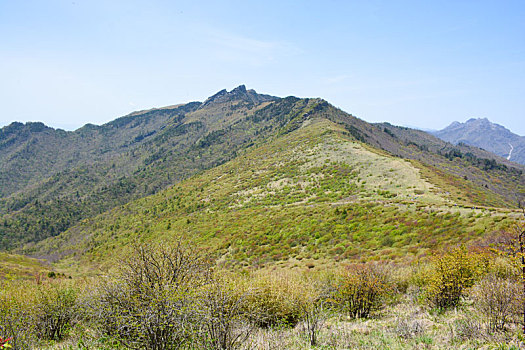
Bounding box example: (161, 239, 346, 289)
(28, 118, 521, 271)
(2, 86, 524, 254)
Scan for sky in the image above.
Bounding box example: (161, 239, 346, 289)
(1, 0, 524, 134)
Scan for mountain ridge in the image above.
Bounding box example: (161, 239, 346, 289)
(433, 118, 525, 165)
(0, 87, 327, 250)
(1, 87, 524, 260)
(28, 117, 518, 270)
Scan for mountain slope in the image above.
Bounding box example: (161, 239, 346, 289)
(3, 88, 524, 256)
(0, 102, 200, 198)
(377, 123, 525, 206)
(433, 118, 525, 165)
(2, 90, 346, 250)
(0, 85, 276, 200)
(30, 118, 518, 271)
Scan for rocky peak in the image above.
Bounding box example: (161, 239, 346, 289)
(199, 85, 278, 109)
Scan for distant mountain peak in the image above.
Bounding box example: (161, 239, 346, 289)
(466, 117, 488, 123)
(231, 84, 247, 93)
(443, 118, 502, 132)
(434, 117, 525, 165)
(199, 85, 278, 109)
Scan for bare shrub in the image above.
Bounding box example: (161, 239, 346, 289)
(394, 317, 425, 339)
(93, 241, 212, 350)
(333, 263, 392, 318)
(198, 274, 254, 350)
(471, 274, 521, 332)
(450, 317, 483, 341)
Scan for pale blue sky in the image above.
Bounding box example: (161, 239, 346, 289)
(1, 1, 524, 134)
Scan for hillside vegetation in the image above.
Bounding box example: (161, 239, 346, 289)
(29, 118, 519, 272)
(2, 240, 524, 349)
(3, 87, 524, 254)
(2, 87, 525, 350)
(1, 86, 287, 249)
(0, 252, 50, 280)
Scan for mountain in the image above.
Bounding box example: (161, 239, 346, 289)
(29, 118, 520, 270)
(0, 86, 281, 249)
(2, 87, 525, 269)
(433, 118, 525, 165)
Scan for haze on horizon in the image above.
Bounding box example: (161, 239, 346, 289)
(1, 1, 524, 135)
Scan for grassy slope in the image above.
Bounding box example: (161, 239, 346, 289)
(31, 118, 518, 274)
(0, 252, 50, 280)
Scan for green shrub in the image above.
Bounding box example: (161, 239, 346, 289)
(34, 283, 78, 341)
(244, 272, 303, 328)
(420, 247, 489, 309)
(488, 256, 519, 280)
(198, 274, 253, 349)
(333, 263, 392, 318)
(0, 282, 37, 349)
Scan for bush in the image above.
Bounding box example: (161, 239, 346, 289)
(244, 272, 303, 328)
(390, 265, 413, 294)
(296, 274, 331, 346)
(198, 274, 253, 350)
(92, 242, 212, 349)
(0, 279, 82, 348)
(450, 317, 483, 341)
(34, 283, 78, 341)
(333, 263, 392, 318)
(0, 282, 36, 349)
(421, 247, 489, 309)
(394, 317, 425, 339)
(471, 274, 521, 332)
(487, 256, 518, 280)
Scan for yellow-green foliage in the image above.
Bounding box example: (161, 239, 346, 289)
(487, 256, 520, 280)
(244, 271, 304, 328)
(1, 249, 524, 349)
(33, 283, 78, 341)
(0, 252, 50, 281)
(27, 118, 518, 271)
(0, 281, 38, 349)
(0, 279, 82, 349)
(418, 247, 490, 309)
(198, 273, 254, 350)
(333, 263, 392, 318)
